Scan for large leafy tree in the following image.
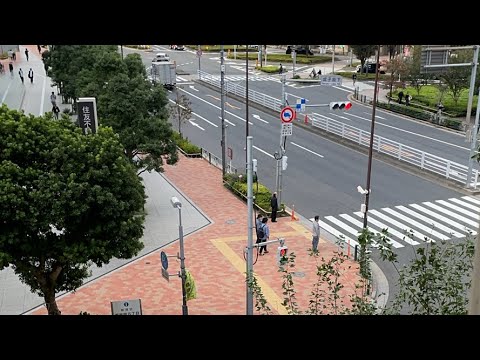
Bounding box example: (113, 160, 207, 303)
(404, 45, 430, 95)
(441, 49, 472, 105)
(350, 45, 376, 74)
(45, 46, 178, 174)
(0, 105, 146, 315)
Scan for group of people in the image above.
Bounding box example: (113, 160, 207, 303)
(255, 192, 321, 256)
(309, 68, 322, 78)
(397, 91, 412, 106)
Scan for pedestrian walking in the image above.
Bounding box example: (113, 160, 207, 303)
(8, 49, 13, 60)
(255, 214, 263, 249)
(28, 68, 33, 83)
(270, 192, 278, 222)
(405, 94, 411, 106)
(37, 45, 42, 53)
(398, 91, 404, 104)
(352, 73, 357, 86)
(312, 215, 320, 253)
(9, 62, 14, 76)
(12, 51, 16, 61)
(52, 105, 60, 119)
(50, 91, 57, 106)
(25, 48, 29, 61)
(18, 68, 24, 84)
(279, 63, 283, 74)
(258, 217, 270, 256)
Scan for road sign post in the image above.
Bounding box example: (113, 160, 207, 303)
(277, 106, 295, 206)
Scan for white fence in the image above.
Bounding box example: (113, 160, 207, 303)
(311, 114, 479, 187)
(198, 70, 283, 111)
(201, 148, 237, 174)
(197, 70, 479, 188)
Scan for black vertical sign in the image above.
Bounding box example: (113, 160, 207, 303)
(77, 97, 98, 134)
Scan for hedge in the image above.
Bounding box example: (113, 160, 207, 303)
(223, 173, 285, 213)
(256, 65, 281, 73)
(173, 132, 201, 154)
(228, 53, 331, 64)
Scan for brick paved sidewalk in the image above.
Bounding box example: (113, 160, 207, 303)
(30, 155, 362, 315)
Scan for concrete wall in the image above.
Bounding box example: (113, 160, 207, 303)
(0, 45, 20, 55)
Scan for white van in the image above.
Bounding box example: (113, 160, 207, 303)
(152, 52, 170, 62)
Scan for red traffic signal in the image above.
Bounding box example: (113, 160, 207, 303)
(329, 101, 352, 110)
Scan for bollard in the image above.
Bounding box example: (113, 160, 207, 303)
(354, 245, 358, 261)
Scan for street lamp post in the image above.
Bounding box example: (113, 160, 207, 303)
(170, 196, 188, 316)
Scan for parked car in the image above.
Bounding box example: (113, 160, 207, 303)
(356, 63, 386, 74)
(170, 45, 185, 50)
(286, 46, 313, 55)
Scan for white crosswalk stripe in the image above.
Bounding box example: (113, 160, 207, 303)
(309, 197, 480, 249)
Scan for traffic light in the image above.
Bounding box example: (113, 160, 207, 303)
(277, 246, 288, 266)
(329, 101, 352, 110)
(281, 156, 288, 171)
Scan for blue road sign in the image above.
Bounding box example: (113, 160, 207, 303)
(161, 251, 169, 270)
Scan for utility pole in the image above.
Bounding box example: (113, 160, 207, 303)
(292, 46, 296, 77)
(120, 45, 124, 59)
(259, 44, 263, 68)
(220, 45, 226, 177)
(197, 45, 201, 80)
(465, 46, 479, 187)
(246, 45, 249, 163)
(246, 136, 254, 315)
(362, 45, 381, 229)
(332, 45, 335, 73)
(276, 74, 287, 206)
(349, 47, 353, 66)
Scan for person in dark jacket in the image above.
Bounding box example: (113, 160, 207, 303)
(271, 192, 278, 222)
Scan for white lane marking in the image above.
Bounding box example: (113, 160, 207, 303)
(332, 86, 352, 93)
(436, 200, 480, 220)
(316, 220, 359, 247)
(463, 196, 480, 206)
(344, 112, 469, 151)
(363, 111, 385, 119)
(1, 80, 12, 104)
(410, 203, 476, 235)
(253, 145, 274, 158)
(286, 93, 306, 100)
(369, 209, 432, 243)
(325, 216, 364, 238)
(353, 211, 419, 245)
(177, 76, 187, 82)
(422, 202, 478, 228)
(168, 99, 218, 127)
(339, 213, 402, 248)
(252, 114, 269, 124)
(40, 75, 46, 115)
(329, 112, 351, 120)
(449, 198, 480, 213)
(178, 87, 253, 125)
(189, 119, 205, 131)
(189, 85, 199, 92)
(218, 116, 236, 126)
(396, 205, 464, 238)
(290, 142, 324, 158)
(382, 208, 448, 241)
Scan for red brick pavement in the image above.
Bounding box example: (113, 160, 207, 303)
(31, 155, 362, 315)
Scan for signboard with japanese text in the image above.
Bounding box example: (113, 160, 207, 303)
(281, 123, 293, 136)
(111, 299, 142, 315)
(320, 75, 342, 86)
(77, 97, 98, 134)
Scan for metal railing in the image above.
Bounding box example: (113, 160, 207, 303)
(198, 70, 283, 111)
(201, 148, 237, 174)
(310, 114, 479, 188)
(197, 71, 479, 187)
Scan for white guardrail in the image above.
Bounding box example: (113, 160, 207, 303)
(201, 148, 237, 174)
(197, 71, 479, 188)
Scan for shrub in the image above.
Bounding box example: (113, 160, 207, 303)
(376, 102, 432, 121)
(173, 132, 201, 154)
(0, 52, 8, 60)
(256, 65, 281, 73)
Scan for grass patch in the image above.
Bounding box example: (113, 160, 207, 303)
(173, 132, 201, 154)
(255, 65, 281, 73)
(0, 52, 8, 60)
(186, 45, 257, 52)
(124, 45, 151, 50)
(228, 53, 331, 64)
(335, 72, 391, 81)
(392, 84, 477, 117)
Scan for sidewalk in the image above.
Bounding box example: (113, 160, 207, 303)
(27, 155, 364, 315)
(0, 45, 69, 116)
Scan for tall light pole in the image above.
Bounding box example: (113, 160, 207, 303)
(465, 45, 479, 187)
(120, 45, 124, 59)
(332, 45, 335, 74)
(246, 136, 254, 315)
(197, 45, 201, 80)
(362, 45, 381, 229)
(220, 45, 226, 176)
(246, 45, 250, 163)
(170, 196, 188, 316)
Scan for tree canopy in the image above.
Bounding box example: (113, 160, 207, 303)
(0, 105, 146, 315)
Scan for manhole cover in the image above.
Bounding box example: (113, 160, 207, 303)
(292, 271, 305, 278)
(225, 219, 236, 224)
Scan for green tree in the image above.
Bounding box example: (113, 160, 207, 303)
(386, 57, 408, 99)
(169, 90, 192, 139)
(351, 45, 376, 74)
(441, 49, 472, 105)
(404, 45, 430, 95)
(0, 105, 146, 315)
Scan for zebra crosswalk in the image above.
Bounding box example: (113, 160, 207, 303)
(310, 196, 480, 249)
